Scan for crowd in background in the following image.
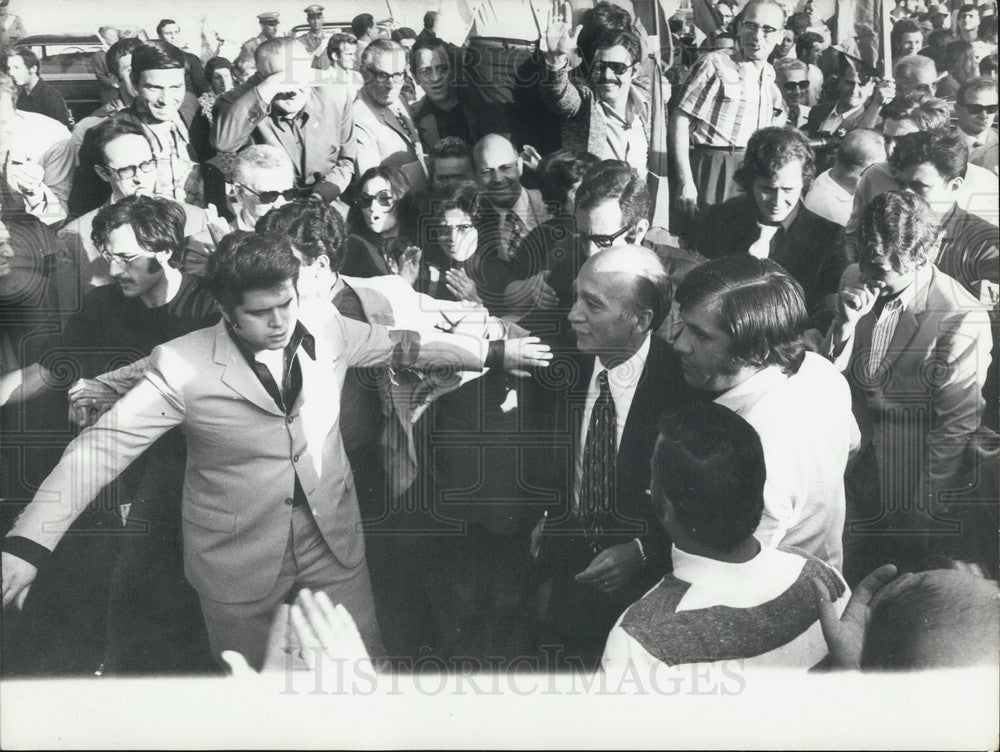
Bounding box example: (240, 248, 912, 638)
(0, 0, 997, 680)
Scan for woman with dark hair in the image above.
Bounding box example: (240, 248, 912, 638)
(937, 40, 979, 99)
(421, 178, 487, 304)
(341, 165, 423, 286)
(198, 57, 234, 123)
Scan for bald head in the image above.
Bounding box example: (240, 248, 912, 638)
(581, 244, 673, 333)
(473, 134, 523, 209)
(836, 128, 887, 172)
(894, 55, 938, 96)
(863, 569, 1000, 670)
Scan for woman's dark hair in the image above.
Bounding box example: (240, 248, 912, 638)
(733, 126, 815, 194)
(204, 56, 233, 81)
(421, 178, 480, 264)
(652, 402, 766, 553)
(675, 255, 808, 375)
(255, 197, 348, 272)
(91, 194, 187, 270)
(204, 231, 300, 312)
(346, 165, 411, 235)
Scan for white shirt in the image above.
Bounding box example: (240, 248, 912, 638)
(817, 102, 864, 135)
(573, 335, 651, 510)
(714, 352, 860, 570)
(803, 168, 854, 227)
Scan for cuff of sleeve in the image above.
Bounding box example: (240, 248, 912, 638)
(544, 55, 569, 72)
(485, 339, 505, 370)
(2, 536, 52, 570)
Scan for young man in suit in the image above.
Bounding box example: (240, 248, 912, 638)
(527, 244, 691, 669)
(826, 191, 993, 583)
(1, 230, 551, 670)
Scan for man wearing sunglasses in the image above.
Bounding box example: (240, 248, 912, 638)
(671, 0, 788, 214)
(353, 39, 428, 193)
(774, 58, 812, 129)
(59, 118, 216, 292)
(213, 37, 356, 204)
(542, 14, 652, 175)
(225, 145, 303, 232)
(955, 77, 999, 176)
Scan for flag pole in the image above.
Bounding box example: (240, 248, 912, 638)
(881, 0, 893, 80)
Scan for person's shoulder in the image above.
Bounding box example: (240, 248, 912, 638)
(796, 204, 842, 234)
(924, 265, 988, 313)
(776, 544, 848, 598)
(965, 161, 1000, 188)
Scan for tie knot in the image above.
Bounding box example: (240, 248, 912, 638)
(597, 369, 610, 390)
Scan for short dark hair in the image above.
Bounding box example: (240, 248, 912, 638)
(91, 194, 186, 269)
(255, 197, 349, 272)
(129, 40, 185, 86)
(889, 127, 969, 182)
(106, 37, 142, 80)
(892, 18, 923, 49)
(862, 568, 1000, 669)
(591, 27, 641, 66)
(204, 56, 233, 81)
(795, 31, 824, 59)
(156, 18, 178, 37)
(957, 75, 997, 103)
(942, 39, 978, 79)
(575, 160, 650, 230)
(204, 231, 300, 312)
(536, 148, 601, 207)
(351, 13, 375, 39)
(87, 116, 151, 168)
(577, 1, 635, 69)
(392, 27, 417, 43)
(980, 53, 998, 76)
(675, 256, 808, 374)
(431, 136, 472, 161)
(733, 126, 815, 194)
(653, 403, 766, 553)
(326, 33, 358, 60)
(423, 10, 438, 30)
(958, 3, 980, 14)
(857, 191, 941, 270)
(7, 46, 39, 72)
(881, 90, 951, 129)
(409, 36, 450, 74)
(428, 178, 480, 221)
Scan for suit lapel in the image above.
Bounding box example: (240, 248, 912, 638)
(213, 323, 285, 416)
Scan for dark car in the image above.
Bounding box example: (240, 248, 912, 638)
(18, 28, 146, 122)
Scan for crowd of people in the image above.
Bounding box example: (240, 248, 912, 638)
(0, 0, 997, 682)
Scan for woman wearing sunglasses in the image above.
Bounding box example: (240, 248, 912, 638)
(341, 165, 424, 286)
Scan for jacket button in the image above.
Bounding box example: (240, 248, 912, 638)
(284, 497, 293, 506)
(293, 454, 299, 463)
(286, 415, 294, 424)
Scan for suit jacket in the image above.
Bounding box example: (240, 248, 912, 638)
(412, 93, 480, 152)
(805, 100, 873, 138)
(7, 301, 487, 603)
(212, 77, 356, 193)
(525, 336, 693, 585)
(352, 89, 427, 192)
(828, 265, 992, 514)
(697, 197, 847, 329)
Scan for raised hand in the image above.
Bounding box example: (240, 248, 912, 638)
(545, 0, 582, 61)
(836, 281, 882, 330)
(444, 267, 482, 304)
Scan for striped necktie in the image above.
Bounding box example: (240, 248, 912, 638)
(580, 370, 616, 523)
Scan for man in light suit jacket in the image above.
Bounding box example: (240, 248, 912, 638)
(825, 191, 993, 583)
(212, 37, 356, 202)
(352, 39, 428, 192)
(0, 230, 549, 670)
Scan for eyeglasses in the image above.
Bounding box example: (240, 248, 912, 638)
(741, 21, 780, 37)
(591, 60, 634, 77)
(236, 184, 309, 204)
(575, 225, 631, 249)
(959, 102, 999, 115)
(99, 249, 155, 269)
(367, 67, 405, 85)
(104, 157, 157, 180)
(781, 80, 810, 90)
(356, 190, 395, 208)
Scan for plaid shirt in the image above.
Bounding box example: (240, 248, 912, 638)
(676, 49, 786, 148)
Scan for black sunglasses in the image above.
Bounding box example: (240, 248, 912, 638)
(355, 190, 395, 209)
(575, 225, 630, 249)
(960, 102, 999, 115)
(237, 184, 310, 204)
(781, 80, 810, 91)
(592, 60, 634, 77)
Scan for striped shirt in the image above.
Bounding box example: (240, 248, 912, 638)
(867, 265, 931, 379)
(676, 49, 786, 148)
(601, 545, 848, 679)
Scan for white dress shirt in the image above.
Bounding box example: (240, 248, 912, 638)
(573, 335, 651, 509)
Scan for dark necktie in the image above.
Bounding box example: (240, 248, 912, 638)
(390, 104, 417, 145)
(505, 210, 526, 262)
(580, 370, 617, 531)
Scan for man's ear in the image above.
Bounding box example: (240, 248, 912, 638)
(947, 176, 965, 194)
(94, 165, 111, 184)
(634, 307, 654, 335)
(630, 219, 650, 245)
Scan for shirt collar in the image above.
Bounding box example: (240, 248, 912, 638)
(227, 318, 316, 364)
(894, 263, 933, 311)
(670, 544, 771, 589)
(754, 200, 799, 231)
(593, 333, 651, 390)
